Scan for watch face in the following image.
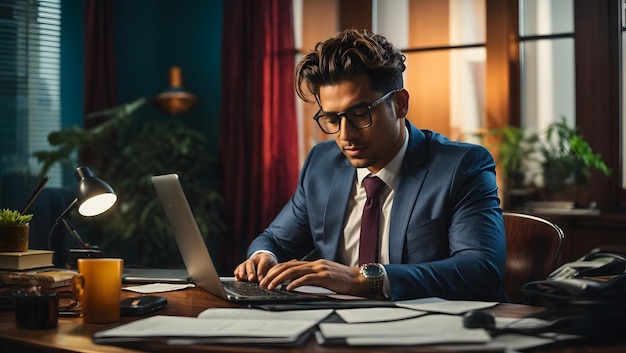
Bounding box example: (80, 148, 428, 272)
(364, 264, 383, 277)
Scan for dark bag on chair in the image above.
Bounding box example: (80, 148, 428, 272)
(521, 248, 626, 338)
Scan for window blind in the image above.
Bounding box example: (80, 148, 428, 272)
(0, 0, 61, 185)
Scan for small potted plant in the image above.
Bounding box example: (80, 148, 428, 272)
(474, 126, 540, 209)
(478, 126, 539, 189)
(0, 209, 34, 252)
(539, 118, 611, 192)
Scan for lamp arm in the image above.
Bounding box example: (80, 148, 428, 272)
(59, 217, 87, 248)
(55, 198, 87, 248)
(56, 198, 78, 222)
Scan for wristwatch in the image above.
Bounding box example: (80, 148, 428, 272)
(360, 263, 384, 297)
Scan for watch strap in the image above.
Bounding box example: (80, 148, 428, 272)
(360, 263, 384, 297)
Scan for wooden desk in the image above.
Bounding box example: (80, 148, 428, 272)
(0, 287, 624, 352)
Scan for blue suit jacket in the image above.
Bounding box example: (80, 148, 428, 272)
(248, 120, 507, 301)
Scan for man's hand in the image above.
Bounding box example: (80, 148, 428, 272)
(234, 252, 278, 282)
(258, 259, 368, 297)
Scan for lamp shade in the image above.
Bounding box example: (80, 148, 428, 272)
(151, 66, 197, 115)
(74, 167, 117, 217)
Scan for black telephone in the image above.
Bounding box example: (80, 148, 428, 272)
(547, 250, 626, 281)
(521, 248, 626, 338)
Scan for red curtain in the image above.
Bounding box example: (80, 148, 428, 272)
(219, 0, 299, 272)
(83, 0, 116, 127)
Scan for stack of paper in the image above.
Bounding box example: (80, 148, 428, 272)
(314, 298, 579, 351)
(0, 268, 76, 288)
(317, 314, 492, 346)
(93, 308, 333, 346)
(315, 298, 498, 346)
(94, 297, 579, 350)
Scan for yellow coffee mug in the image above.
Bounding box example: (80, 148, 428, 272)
(73, 258, 123, 324)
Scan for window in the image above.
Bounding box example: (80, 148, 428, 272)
(296, 0, 621, 209)
(0, 0, 61, 186)
(396, 0, 486, 141)
(519, 0, 574, 134)
(294, 0, 487, 161)
(519, 0, 575, 187)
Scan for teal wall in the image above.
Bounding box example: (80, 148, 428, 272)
(60, 0, 84, 129)
(113, 0, 223, 155)
(60, 0, 85, 183)
(57, 0, 223, 265)
(60, 0, 223, 182)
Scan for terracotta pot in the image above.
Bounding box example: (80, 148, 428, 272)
(0, 225, 30, 252)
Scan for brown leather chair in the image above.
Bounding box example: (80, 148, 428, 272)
(502, 212, 564, 303)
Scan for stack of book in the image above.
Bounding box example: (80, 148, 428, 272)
(0, 250, 76, 289)
(0, 249, 54, 271)
(0, 269, 76, 289)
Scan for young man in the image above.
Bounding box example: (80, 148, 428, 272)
(234, 29, 507, 302)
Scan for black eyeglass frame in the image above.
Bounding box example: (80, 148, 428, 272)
(313, 89, 400, 135)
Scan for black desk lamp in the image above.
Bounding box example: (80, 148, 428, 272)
(54, 166, 117, 268)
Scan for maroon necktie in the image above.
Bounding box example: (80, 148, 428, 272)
(359, 176, 386, 265)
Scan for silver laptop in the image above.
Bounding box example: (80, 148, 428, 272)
(151, 173, 323, 302)
(122, 268, 191, 284)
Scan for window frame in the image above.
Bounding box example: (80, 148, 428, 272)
(0, 0, 61, 186)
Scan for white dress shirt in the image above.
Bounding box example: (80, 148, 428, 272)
(337, 127, 409, 267)
(337, 127, 409, 297)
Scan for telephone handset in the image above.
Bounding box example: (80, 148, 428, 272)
(520, 248, 626, 338)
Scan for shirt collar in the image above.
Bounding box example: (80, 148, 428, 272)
(356, 126, 409, 190)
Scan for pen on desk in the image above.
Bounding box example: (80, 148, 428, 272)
(21, 175, 50, 214)
(300, 249, 319, 261)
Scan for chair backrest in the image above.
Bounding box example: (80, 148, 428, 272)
(502, 212, 564, 303)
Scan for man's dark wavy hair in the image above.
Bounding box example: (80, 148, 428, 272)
(295, 29, 406, 103)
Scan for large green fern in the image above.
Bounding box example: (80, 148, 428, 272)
(33, 98, 224, 268)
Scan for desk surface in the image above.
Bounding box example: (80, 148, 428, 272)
(0, 287, 624, 353)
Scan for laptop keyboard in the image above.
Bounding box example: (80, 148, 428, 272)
(222, 281, 297, 297)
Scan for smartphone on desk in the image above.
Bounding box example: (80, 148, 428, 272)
(120, 295, 167, 316)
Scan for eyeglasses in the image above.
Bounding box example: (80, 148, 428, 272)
(313, 89, 400, 134)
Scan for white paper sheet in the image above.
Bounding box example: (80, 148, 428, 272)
(95, 315, 310, 339)
(335, 307, 426, 323)
(94, 308, 334, 345)
(198, 307, 333, 322)
(122, 283, 195, 293)
(395, 297, 498, 314)
(318, 314, 491, 345)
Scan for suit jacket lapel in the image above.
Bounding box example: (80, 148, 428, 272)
(388, 122, 429, 264)
(323, 158, 355, 261)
